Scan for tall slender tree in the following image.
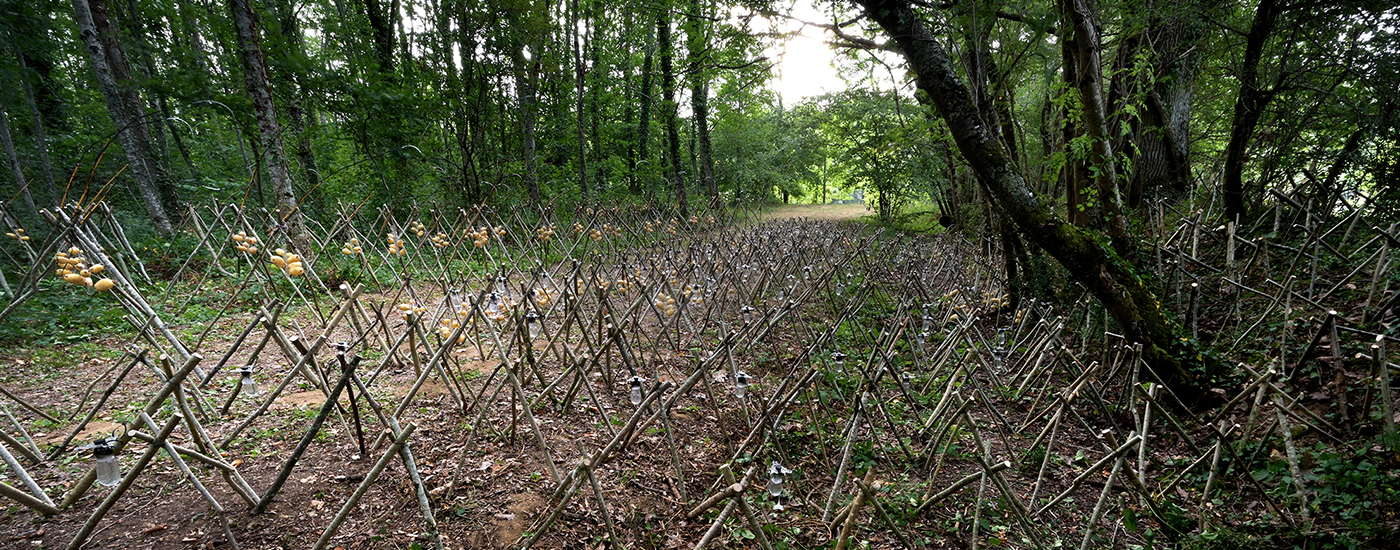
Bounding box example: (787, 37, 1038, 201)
(228, 0, 311, 255)
(685, 0, 716, 202)
(0, 101, 36, 215)
(1221, 0, 1282, 222)
(71, 0, 173, 234)
(631, 19, 655, 195)
(658, 10, 685, 215)
(571, 0, 590, 201)
(10, 43, 58, 206)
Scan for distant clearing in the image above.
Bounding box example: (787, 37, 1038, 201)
(760, 202, 870, 222)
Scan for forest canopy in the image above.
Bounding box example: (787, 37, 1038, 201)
(0, 0, 1395, 235)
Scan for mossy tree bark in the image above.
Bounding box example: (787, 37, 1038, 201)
(855, 0, 1218, 398)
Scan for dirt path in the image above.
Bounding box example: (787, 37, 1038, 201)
(760, 202, 870, 222)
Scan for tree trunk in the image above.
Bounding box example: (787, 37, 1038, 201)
(71, 0, 172, 234)
(12, 46, 58, 206)
(117, 0, 197, 189)
(450, 0, 485, 205)
(1059, 33, 1094, 228)
(658, 12, 686, 216)
(685, 0, 715, 203)
(632, 21, 655, 195)
(1222, 0, 1281, 222)
(693, 82, 715, 202)
(1318, 127, 1366, 214)
(228, 0, 311, 255)
(274, 0, 323, 213)
(516, 52, 542, 205)
(94, 0, 178, 215)
(1106, 0, 1202, 205)
(362, 0, 397, 72)
(1059, 0, 1131, 258)
(587, 0, 602, 183)
(0, 103, 36, 216)
(571, 0, 590, 202)
(856, 0, 1216, 398)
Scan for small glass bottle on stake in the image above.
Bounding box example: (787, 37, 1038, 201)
(93, 439, 120, 486)
(628, 376, 646, 406)
(525, 311, 542, 339)
(237, 365, 259, 398)
(767, 461, 792, 510)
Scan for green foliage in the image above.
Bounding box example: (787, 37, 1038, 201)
(0, 278, 126, 347)
(1179, 527, 1269, 550)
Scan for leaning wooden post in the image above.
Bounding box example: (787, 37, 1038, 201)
(312, 424, 417, 550)
(253, 357, 358, 514)
(0, 441, 51, 509)
(1377, 340, 1394, 435)
(720, 464, 773, 550)
(834, 469, 875, 550)
(64, 413, 183, 550)
(1079, 453, 1126, 550)
(692, 498, 741, 550)
(1274, 395, 1310, 522)
(60, 353, 203, 508)
(853, 478, 918, 550)
(393, 418, 443, 550)
(1366, 223, 1395, 310)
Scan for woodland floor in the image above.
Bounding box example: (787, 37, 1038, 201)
(0, 202, 1395, 550)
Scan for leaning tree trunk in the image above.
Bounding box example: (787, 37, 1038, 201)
(855, 0, 1218, 399)
(228, 0, 311, 256)
(1222, 0, 1281, 223)
(71, 0, 172, 234)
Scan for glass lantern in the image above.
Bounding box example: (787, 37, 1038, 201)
(525, 311, 542, 339)
(628, 376, 645, 406)
(767, 461, 792, 510)
(992, 328, 1009, 368)
(237, 365, 259, 398)
(734, 371, 750, 398)
(91, 438, 120, 487)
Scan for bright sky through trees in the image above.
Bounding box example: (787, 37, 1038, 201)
(767, 6, 845, 104)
